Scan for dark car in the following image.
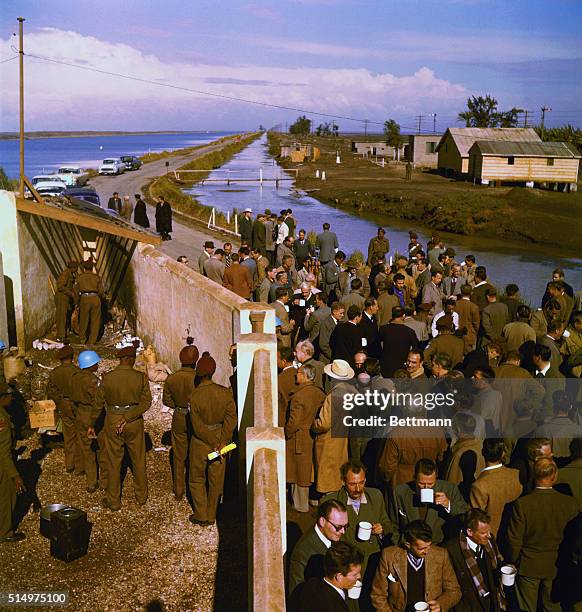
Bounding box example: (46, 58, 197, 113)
(63, 187, 101, 207)
(120, 155, 142, 171)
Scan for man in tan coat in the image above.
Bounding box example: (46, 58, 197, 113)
(188, 353, 237, 526)
(163, 344, 198, 500)
(371, 520, 461, 611)
(424, 315, 465, 369)
(273, 287, 295, 347)
(54, 260, 78, 341)
(470, 439, 522, 535)
(285, 363, 325, 512)
(101, 346, 151, 510)
(455, 284, 480, 354)
(223, 253, 252, 299)
(76, 259, 105, 345)
(277, 347, 297, 428)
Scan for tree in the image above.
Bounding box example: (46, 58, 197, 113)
(384, 119, 403, 159)
(289, 115, 312, 136)
(458, 95, 523, 128)
(315, 122, 332, 137)
(534, 123, 582, 153)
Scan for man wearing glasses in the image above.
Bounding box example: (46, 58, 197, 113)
(288, 500, 349, 598)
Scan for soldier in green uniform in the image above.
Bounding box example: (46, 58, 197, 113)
(188, 353, 237, 526)
(101, 346, 152, 511)
(76, 259, 105, 345)
(70, 350, 106, 492)
(367, 228, 390, 267)
(46, 345, 82, 474)
(54, 260, 78, 341)
(163, 344, 199, 501)
(0, 383, 25, 543)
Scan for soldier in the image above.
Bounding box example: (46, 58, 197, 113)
(367, 228, 390, 267)
(54, 260, 78, 341)
(163, 344, 199, 501)
(0, 383, 25, 542)
(188, 353, 237, 526)
(76, 259, 105, 345)
(101, 346, 151, 511)
(46, 345, 82, 474)
(70, 350, 106, 493)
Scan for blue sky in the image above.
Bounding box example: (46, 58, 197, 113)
(0, 0, 580, 131)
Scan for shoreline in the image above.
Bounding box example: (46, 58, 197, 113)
(0, 130, 232, 141)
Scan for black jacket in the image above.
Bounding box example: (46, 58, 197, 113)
(379, 323, 418, 378)
(357, 312, 380, 358)
(329, 321, 364, 366)
(294, 578, 348, 612)
(155, 202, 172, 233)
(134, 199, 150, 228)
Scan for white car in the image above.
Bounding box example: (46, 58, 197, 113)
(99, 158, 126, 175)
(35, 181, 67, 197)
(32, 174, 67, 187)
(57, 166, 89, 187)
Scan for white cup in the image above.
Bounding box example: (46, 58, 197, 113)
(414, 603, 429, 611)
(500, 565, 517, 586)
(361, 337, 368, 347)
(357, 521, 372, 541)
(348, 580, 362, 599)
(299, 299, 306, 307)
(420, 488, 434, 504)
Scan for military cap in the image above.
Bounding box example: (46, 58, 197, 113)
(117, 345, 137, 359)
(57, 345, 74, 360)
(196, 354, 216, 377)
(179, 345, 199, 365)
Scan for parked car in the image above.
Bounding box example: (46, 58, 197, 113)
(99, 158, 126, 175)
(120, 155, 142, 171)
(63, 187, 101, 207)
(32, 174, 67, 187)
(35, 181, 67, 197)
(57, 166, 89, 187)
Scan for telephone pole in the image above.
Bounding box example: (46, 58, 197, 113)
(415, 115, 423, 135)
(523, 110, 529, 128)
(428, 113, 437, 133)
(364, 119, 368, 137)
(541, 106, 552, 140)
(18, 17, 25, 197)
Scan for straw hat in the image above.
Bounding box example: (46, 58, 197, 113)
(324, 359, 355, 380)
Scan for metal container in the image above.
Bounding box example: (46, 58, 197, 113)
(40, 503, 67, 538)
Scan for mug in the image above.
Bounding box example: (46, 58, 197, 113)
(357, 521, 372, 541)
(500, 565, 517, 586)
(348, 580, 362, 599)
(299, 299, 306, 307)
(420, 488, 434, 504)
(361, 337, 368, 347)
(414, 603, 429, 611)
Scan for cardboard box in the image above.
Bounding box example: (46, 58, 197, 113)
(29, 400, 57, 428)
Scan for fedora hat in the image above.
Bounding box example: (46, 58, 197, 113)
(324, 359, 355, 380)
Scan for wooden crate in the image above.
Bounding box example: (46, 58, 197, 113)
(29, 400, 57, 429)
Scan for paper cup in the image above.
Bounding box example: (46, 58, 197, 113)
(414, 603, 429, 612)
(299, 299, 305, 307)
(357, 521, 372, 541)
(348, 580, 362, 599)
(361, 337, 368, 347)
(420, 488, 434, 504)
(500, 565, 517, 586)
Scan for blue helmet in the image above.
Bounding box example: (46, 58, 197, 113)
(78, 350, 101, 369)
(0, 340, 5, 350)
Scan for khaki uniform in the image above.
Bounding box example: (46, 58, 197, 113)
(46, 363, 82, 472)
(70, 369, 106, 489)
(101, 365, 152, 509)
(0, 405, 19, 538)
(54, 269, 77, 340)
(163, 367, 197, 498)
(188, 380, 237, 523)
(76, 271, 104, 345)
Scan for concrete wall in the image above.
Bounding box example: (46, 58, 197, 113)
(408, 134, 440, 167)
(0, 251, 9, 346)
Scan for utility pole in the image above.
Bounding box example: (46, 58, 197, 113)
(415, 115, 423, 135)
(18, 17, 25, 197)
(541, 106, 552, 140)
(428, 113, 437, 133)
(364, 119, 368, 137)
(523, 110, 529, 128)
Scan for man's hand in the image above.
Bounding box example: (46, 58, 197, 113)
(87, 427, 97, 439)
(371, 523, 383, 536)
(290, 320, 296, 328)
(116, 420, 126, 436)
(434, 492, 450, 508)
(13, 475, 26, 494)
(427, 601, 441, 612)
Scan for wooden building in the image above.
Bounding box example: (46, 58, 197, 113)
(407, 134, 441, 167)
(436, 127, 541, 176)
(468, 140, 580, 190)
(351, 137, 408, 161)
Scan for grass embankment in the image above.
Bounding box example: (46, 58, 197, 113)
(139, 134, 236, 163)
(146, 132, 261, 229)
(268, 133, 582, 252)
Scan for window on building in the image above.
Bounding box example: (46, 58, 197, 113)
(547, 158, 554, 166)
(425, 142, 436, 154)
(508, 156, 515, 165)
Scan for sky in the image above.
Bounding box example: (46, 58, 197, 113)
(0, 0, 581, 132)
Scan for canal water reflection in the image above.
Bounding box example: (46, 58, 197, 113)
(186, 136, 581, 305)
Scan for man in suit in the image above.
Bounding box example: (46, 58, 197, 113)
(358, 297, 380, 358)
(251, 213, 267, 255)
(444, 509, 505, 612)
(534, 390, 582, 459)
(295, 340, 325, 391)
(323, 251, 345, 299)
(288, 499, 349, 596)
(107, 191, 122, 213)
(377, 280, 401, 328)
(304, 292, 331, 344)
(379, 306, 419, 378)
(390, 458, 469, 545)
(265, 213, 276, 265)
(318, 302, 345, 365)
(470, 439, 522, 535)
(505, 457, 579, 612)
(198, 241, 214, 275)
(203, 249, 226, 284)
(371, 520, 461, 612)
(471, 267, 495, 312)
(296, 542, 363, 612)
(532, 342, 566, 420)
(276, 235, 295, 267)
(442, 264, 463, 299)
(502, 305, 536, 353)
(422, 270, 444, 320)
(223, 253, 252, 299)
(500, 283, 523, 322)
(455, 284, 481, 354)
(342, 278, 366, 310)
(294, 229, 313, 270)
(538, 321, 564, 373)
(367, 228, 390, 267)
(330, 305, 363, 367)
(424, 314, 465, 370)
(315, 222, 339, 265)
(238, 208, 253, 245)
(239, 246, 257, 287)
(273, 288, 296, 348)
(480, 288, 509, 347)
(133, 193, 150, 228)
(277, 347, 297, 427)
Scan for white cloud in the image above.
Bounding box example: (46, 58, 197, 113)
(0, 28, 468, 130)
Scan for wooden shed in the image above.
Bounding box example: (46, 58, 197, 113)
(468, 140, 580, 189)
(436, 127, 541, 176)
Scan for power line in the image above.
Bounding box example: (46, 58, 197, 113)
(0, 55, 18, 64)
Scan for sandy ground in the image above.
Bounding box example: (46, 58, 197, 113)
(0, 325, 246, 612)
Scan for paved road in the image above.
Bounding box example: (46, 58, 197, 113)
(90, 137, 241, 269)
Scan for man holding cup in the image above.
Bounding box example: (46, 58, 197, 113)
(371, 520, 461, 611)
(390, 459, 469, 545)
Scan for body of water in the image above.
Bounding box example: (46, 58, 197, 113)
(0, 131, 235, 179)
(186, 135, 582, 305)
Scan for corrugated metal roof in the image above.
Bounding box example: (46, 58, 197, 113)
(436, 127, 541, 156)
(471, 140, 581, 158)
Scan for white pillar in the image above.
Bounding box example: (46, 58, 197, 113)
(321, 171, 326, 181)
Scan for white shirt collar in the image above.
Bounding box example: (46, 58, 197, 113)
(536, 363, 551, 376)
(346, 492, 367, 507)
(474, 280, 487, 288)
(314, 524, 332, 549)
(481, 463, 503, 473)
(466, 536, 479, 552)
(323, 578, 346, 600)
